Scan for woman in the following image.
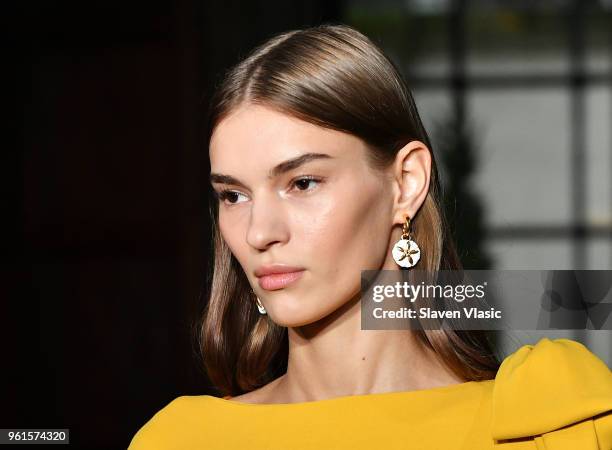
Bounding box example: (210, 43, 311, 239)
(129, 24, 612, 449)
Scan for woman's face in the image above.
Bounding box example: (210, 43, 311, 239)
(209, 104, 409, 327)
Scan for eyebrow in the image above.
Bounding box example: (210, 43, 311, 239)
(210, 152, 333, 188)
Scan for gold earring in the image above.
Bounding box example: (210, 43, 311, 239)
(392, 214, 421, 268)
(255, 295, 266, 315)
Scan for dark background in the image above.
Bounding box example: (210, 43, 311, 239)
(5, 0, 611, 448)
(5, 1, 343, 448)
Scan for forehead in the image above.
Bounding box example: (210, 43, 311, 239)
(209, 104, 365, 167)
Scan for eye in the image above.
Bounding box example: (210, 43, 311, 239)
(291, 176, 323, 192)
(216, 189, 248, 205)
(214, 176, 324, 206)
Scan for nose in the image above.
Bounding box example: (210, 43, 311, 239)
(246, 191, 289, 251)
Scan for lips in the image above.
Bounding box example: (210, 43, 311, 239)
(257, 270, 305, 290)
(254, 264, 305, 291)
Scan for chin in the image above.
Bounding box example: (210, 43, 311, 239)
(269, 314, 318, 328)
(266, 302, 331, 328)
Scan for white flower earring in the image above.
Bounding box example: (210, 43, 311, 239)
(392, 214, 421, 269)
(255, 295, 267, 315)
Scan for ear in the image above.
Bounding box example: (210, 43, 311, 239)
(390, 140, 432, 225)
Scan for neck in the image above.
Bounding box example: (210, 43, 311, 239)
(277, 289, 464, 403)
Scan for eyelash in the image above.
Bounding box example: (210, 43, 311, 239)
(215, 176, 324, 206)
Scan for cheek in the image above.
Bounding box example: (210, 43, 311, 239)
(218, 210, 246, 260)
(297, 177, 392, 275)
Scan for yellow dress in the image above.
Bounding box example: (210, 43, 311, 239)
(128, 338, 612, 449)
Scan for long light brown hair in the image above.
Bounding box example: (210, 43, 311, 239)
(199, 23, 500, 396)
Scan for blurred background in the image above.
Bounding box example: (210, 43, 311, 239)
(5, 0, 611, 448)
